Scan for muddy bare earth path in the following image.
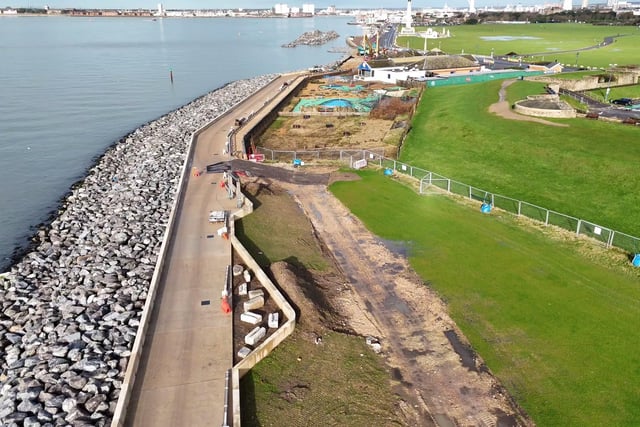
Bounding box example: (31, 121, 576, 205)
(231, 160, 532, 427)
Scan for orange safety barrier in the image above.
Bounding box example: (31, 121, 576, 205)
(221, 296, 231, 314)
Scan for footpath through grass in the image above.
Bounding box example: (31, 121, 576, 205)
(330, 170, 640, 426)
(401, 80, 640, 238)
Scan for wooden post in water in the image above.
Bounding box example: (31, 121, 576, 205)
(170, 69, 174, 84)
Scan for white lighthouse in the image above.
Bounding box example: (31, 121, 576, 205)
(468, 0, 477, 13)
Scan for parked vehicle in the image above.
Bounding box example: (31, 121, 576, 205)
(612, 98, 632, 106)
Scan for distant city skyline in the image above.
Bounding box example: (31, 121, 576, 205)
(3, 0, 587, 12)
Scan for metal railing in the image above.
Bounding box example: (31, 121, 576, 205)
(253, 147, 640, 254)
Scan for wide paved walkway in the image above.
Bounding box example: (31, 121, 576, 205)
(125, 74, 297, 426)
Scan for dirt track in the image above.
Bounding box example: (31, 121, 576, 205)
(234, 161, 530, 426)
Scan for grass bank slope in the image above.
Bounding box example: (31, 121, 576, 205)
(331, 170, 640, 426)
(401, 80, 640, 237)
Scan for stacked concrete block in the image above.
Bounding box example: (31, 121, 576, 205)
(240, 311, 262, 325)
(245, 326, 266, 346)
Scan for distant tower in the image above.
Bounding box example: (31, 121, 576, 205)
(157, 3, 165, 15)
(405, 0, 413, 29)
(468, 0, 477, 13)
(581, 0, 588, 7)
(562, 0, 572, 10)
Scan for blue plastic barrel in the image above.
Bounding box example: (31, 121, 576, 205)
(293, 158, 302, 166)
(632, 254, 640, 267)
(481, 203, 492, 213)
(383, 168, 393, 176)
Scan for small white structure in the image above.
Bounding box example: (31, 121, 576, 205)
(245, 326, 266, 346)
(268, 312, 279, 329)
(156, 3, 165, 16)
(302, 3, 315, 14)
(238, 283, 248, 296)
(562, 0, 573, 10)
(240, 311, 263, 325)
(237, 346, 251, 359)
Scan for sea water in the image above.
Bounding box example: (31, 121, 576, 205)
(0, 15, 355, 270)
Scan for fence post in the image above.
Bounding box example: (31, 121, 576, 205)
(393, 160, 397, 171)
(518, 201, 521, 216)
(491, 194, 495, 206)
(429, 172, 432, 185)
(607, 230, 615, 248)
(576, 219, 582, 235)
(447, 179, 451, 193)
(545, 210, 550, 225)
(469, 186, 472, 200)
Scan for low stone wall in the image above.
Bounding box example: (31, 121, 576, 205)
(514, 95, 576, 119)
(531, 70, 639, 91)
(0, 75, 277, 426)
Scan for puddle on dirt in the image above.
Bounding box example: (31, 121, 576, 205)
(381, 262, 405, 274)
(391, 367, 413, 388)
(402, 348, 432, 358)
(383, 292, 412, 316)
(444, 329, 477, 372)
(494, 409, 519, 427)
(379, 238, 415, 258)
(433, 413, 457, 427)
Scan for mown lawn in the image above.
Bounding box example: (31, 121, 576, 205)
(398, 23, 640, 69)
(400, 79, 640, 238)
(330, 170, 640, 427)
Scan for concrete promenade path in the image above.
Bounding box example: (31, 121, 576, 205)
(125, 74, 299, 427)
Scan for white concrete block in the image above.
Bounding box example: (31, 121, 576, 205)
(240, 311, 262, 325)
(245, 326, 266, 346)
(237, 346, 251, 359)
(238, 283, 247, 296)
(243, 270, 251, 282)
(243, 295, 264, 311)
(268, 312, 279, 329)
(248, 289, 264, 299)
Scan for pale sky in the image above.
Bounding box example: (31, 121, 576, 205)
(4, 0, 561, 11)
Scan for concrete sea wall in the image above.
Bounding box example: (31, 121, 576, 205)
(0, 75, 276, 426)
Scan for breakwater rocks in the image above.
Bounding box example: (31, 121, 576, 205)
(0, 74, 277, 426)
(282, 29, 340, 48)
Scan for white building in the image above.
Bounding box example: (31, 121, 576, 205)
(157, 3, 165, 16)
(356, 62, 426, 84)
(302, 3, 315, 14)
(562, 0, 573, 10)
(274, 3, 290, 15)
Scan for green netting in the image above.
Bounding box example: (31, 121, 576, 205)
(424, 70, 544, 87)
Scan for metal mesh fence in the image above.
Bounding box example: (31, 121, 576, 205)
(250, 147, 640, 255)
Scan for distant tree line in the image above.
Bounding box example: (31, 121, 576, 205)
(14, 8, 47, 14)
(465, 10, 640, 25)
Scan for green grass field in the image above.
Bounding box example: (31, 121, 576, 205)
(400, 79, 640, 239)
(398, 23, 640, 69)
(330, 170, 640, 426)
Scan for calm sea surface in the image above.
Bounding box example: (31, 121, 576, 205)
(0, 16, 355, 270)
